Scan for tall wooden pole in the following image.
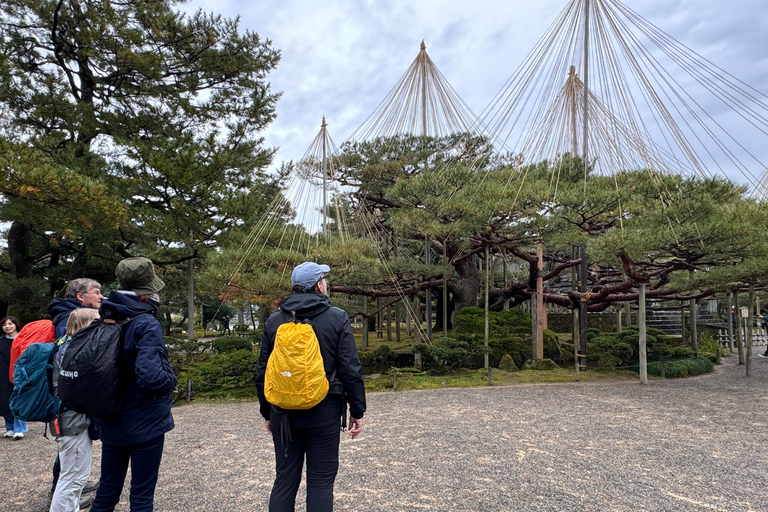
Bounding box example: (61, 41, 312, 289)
(187, 230, 195, 340)
(581, 0, 591, 188)
(443, 242, 448, 336)
(484, 246, 490, 369)
(735, 290, 744, 365)
(639, 283, 648, 384)
(413, 294, 421, 343)
(578, 245, 588, 370)
(362, 297, 368, 352)
(535, 237, 544, 359)
(395, 301, 401, 343)
(322, 117, 328, 237)
(726, 291, 735, 350)
(502, 249, 510, 312)
(425, 236, 432, 342)
(747, 284, 754, 376)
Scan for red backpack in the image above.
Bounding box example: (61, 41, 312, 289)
(9, 320, 55, 383)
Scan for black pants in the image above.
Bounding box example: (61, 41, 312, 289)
(269, 419, 340, 512)
(90, 434, 165, 512)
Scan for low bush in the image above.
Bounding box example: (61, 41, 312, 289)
(213, 335, 252, 354)
(698, 331, 728, 361)
(647, 357, 714, 378)
(188, 349, 259, 393)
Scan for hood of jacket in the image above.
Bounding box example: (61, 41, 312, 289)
(47, 298, 83, 324)
(278, 291, 331, 320)
(100, 291, 158, 320)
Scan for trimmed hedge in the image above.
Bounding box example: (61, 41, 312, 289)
(647, 357, 714, 378)
(213, 335, 252, 354)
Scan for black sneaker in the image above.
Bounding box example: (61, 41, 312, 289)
(758, 353, 768, 358)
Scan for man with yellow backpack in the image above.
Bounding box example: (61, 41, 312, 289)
(256, 262, 366, 512)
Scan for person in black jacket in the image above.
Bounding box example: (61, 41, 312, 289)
(256, 262, 366, 512)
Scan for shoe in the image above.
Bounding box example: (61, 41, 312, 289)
(3, 430, 13, 438)
(12, 432, 24, 440)
(82, 479, 99, 493)
(79, 493, 95, 509)
(758, 353, 768, 358)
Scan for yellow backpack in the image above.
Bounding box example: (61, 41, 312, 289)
(264, 314, 329, 410)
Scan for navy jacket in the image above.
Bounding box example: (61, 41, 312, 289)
(47, 298, 84, 339)
(96, 291, 176, 446)
(256, 292, 366, 425)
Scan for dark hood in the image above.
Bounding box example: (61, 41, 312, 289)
(279, 291, 331, 319)
(100, 291, 158, 320)
(47, 298, 83, 325)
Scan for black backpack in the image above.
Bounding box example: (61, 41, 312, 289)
(57, 316, 144, 420)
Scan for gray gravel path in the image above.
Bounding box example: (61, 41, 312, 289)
(3, 350, 768, 512)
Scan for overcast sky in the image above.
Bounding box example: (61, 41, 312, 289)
(183, 0, 768, 181)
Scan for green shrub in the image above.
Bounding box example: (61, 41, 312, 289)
(234, 323, 249, 332)
(213, 335, 252, 354)
(413, 337, 484, 373)
(698, 331, 728, 361)
(166, 339, 213, 374)
(647, 357, 714, 378)
(586, 327, 602, 341)
(359, 344, 398, 369)
(453, 307, 531, 338)
(189, 349, 258, 392)
(590, 335, 633, 368)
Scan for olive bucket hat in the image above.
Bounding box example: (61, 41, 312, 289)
(116, 257, 165, 296)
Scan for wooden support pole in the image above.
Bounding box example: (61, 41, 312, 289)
(443, 242, 448, 336)
(690, 301, 698, 358)
(639, 283, 648, 385)
(535, 237, 544, 359)
(578, 245, 588, 369)
(395, 301, 401, 343)
(362, 297, 369, 352)
(726, 291, 735, 350)
(414, 294, 422, 343)
(425, 236, 432, 342)
(747, 284, 754, 376)
(735, 290, 744, 365)
(484, 246, 490, 370)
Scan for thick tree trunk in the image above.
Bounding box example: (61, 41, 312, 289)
(7, 221, 37, 320)
(451, 255, 481, 312)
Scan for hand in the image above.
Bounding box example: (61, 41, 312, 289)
(347, 417, 364, 439)
(265, 420, 272, 435)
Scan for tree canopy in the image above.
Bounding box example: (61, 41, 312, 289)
(0, 0, 282, 319)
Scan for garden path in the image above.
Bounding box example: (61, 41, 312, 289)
(2, 350, 768, 512)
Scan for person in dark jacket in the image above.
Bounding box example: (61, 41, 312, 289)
(90, 257, 176, 512)
(256, 261, 366, 512)
(45, 278, 103, 509)
(0, 316, 25, 439)
(47, 278, 104, 339)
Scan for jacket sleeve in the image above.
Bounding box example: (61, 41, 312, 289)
(335, 313, 366, 419)
(255, 319, 275, 421)
(133, 317, 177, 394)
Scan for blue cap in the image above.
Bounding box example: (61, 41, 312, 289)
(291, 262, 331, 292)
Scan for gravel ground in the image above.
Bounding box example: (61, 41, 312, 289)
(3, 350, 768, 512)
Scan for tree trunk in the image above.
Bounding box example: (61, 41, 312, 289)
(451, 255, 481, 311)
(7, 221, 37, 320)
